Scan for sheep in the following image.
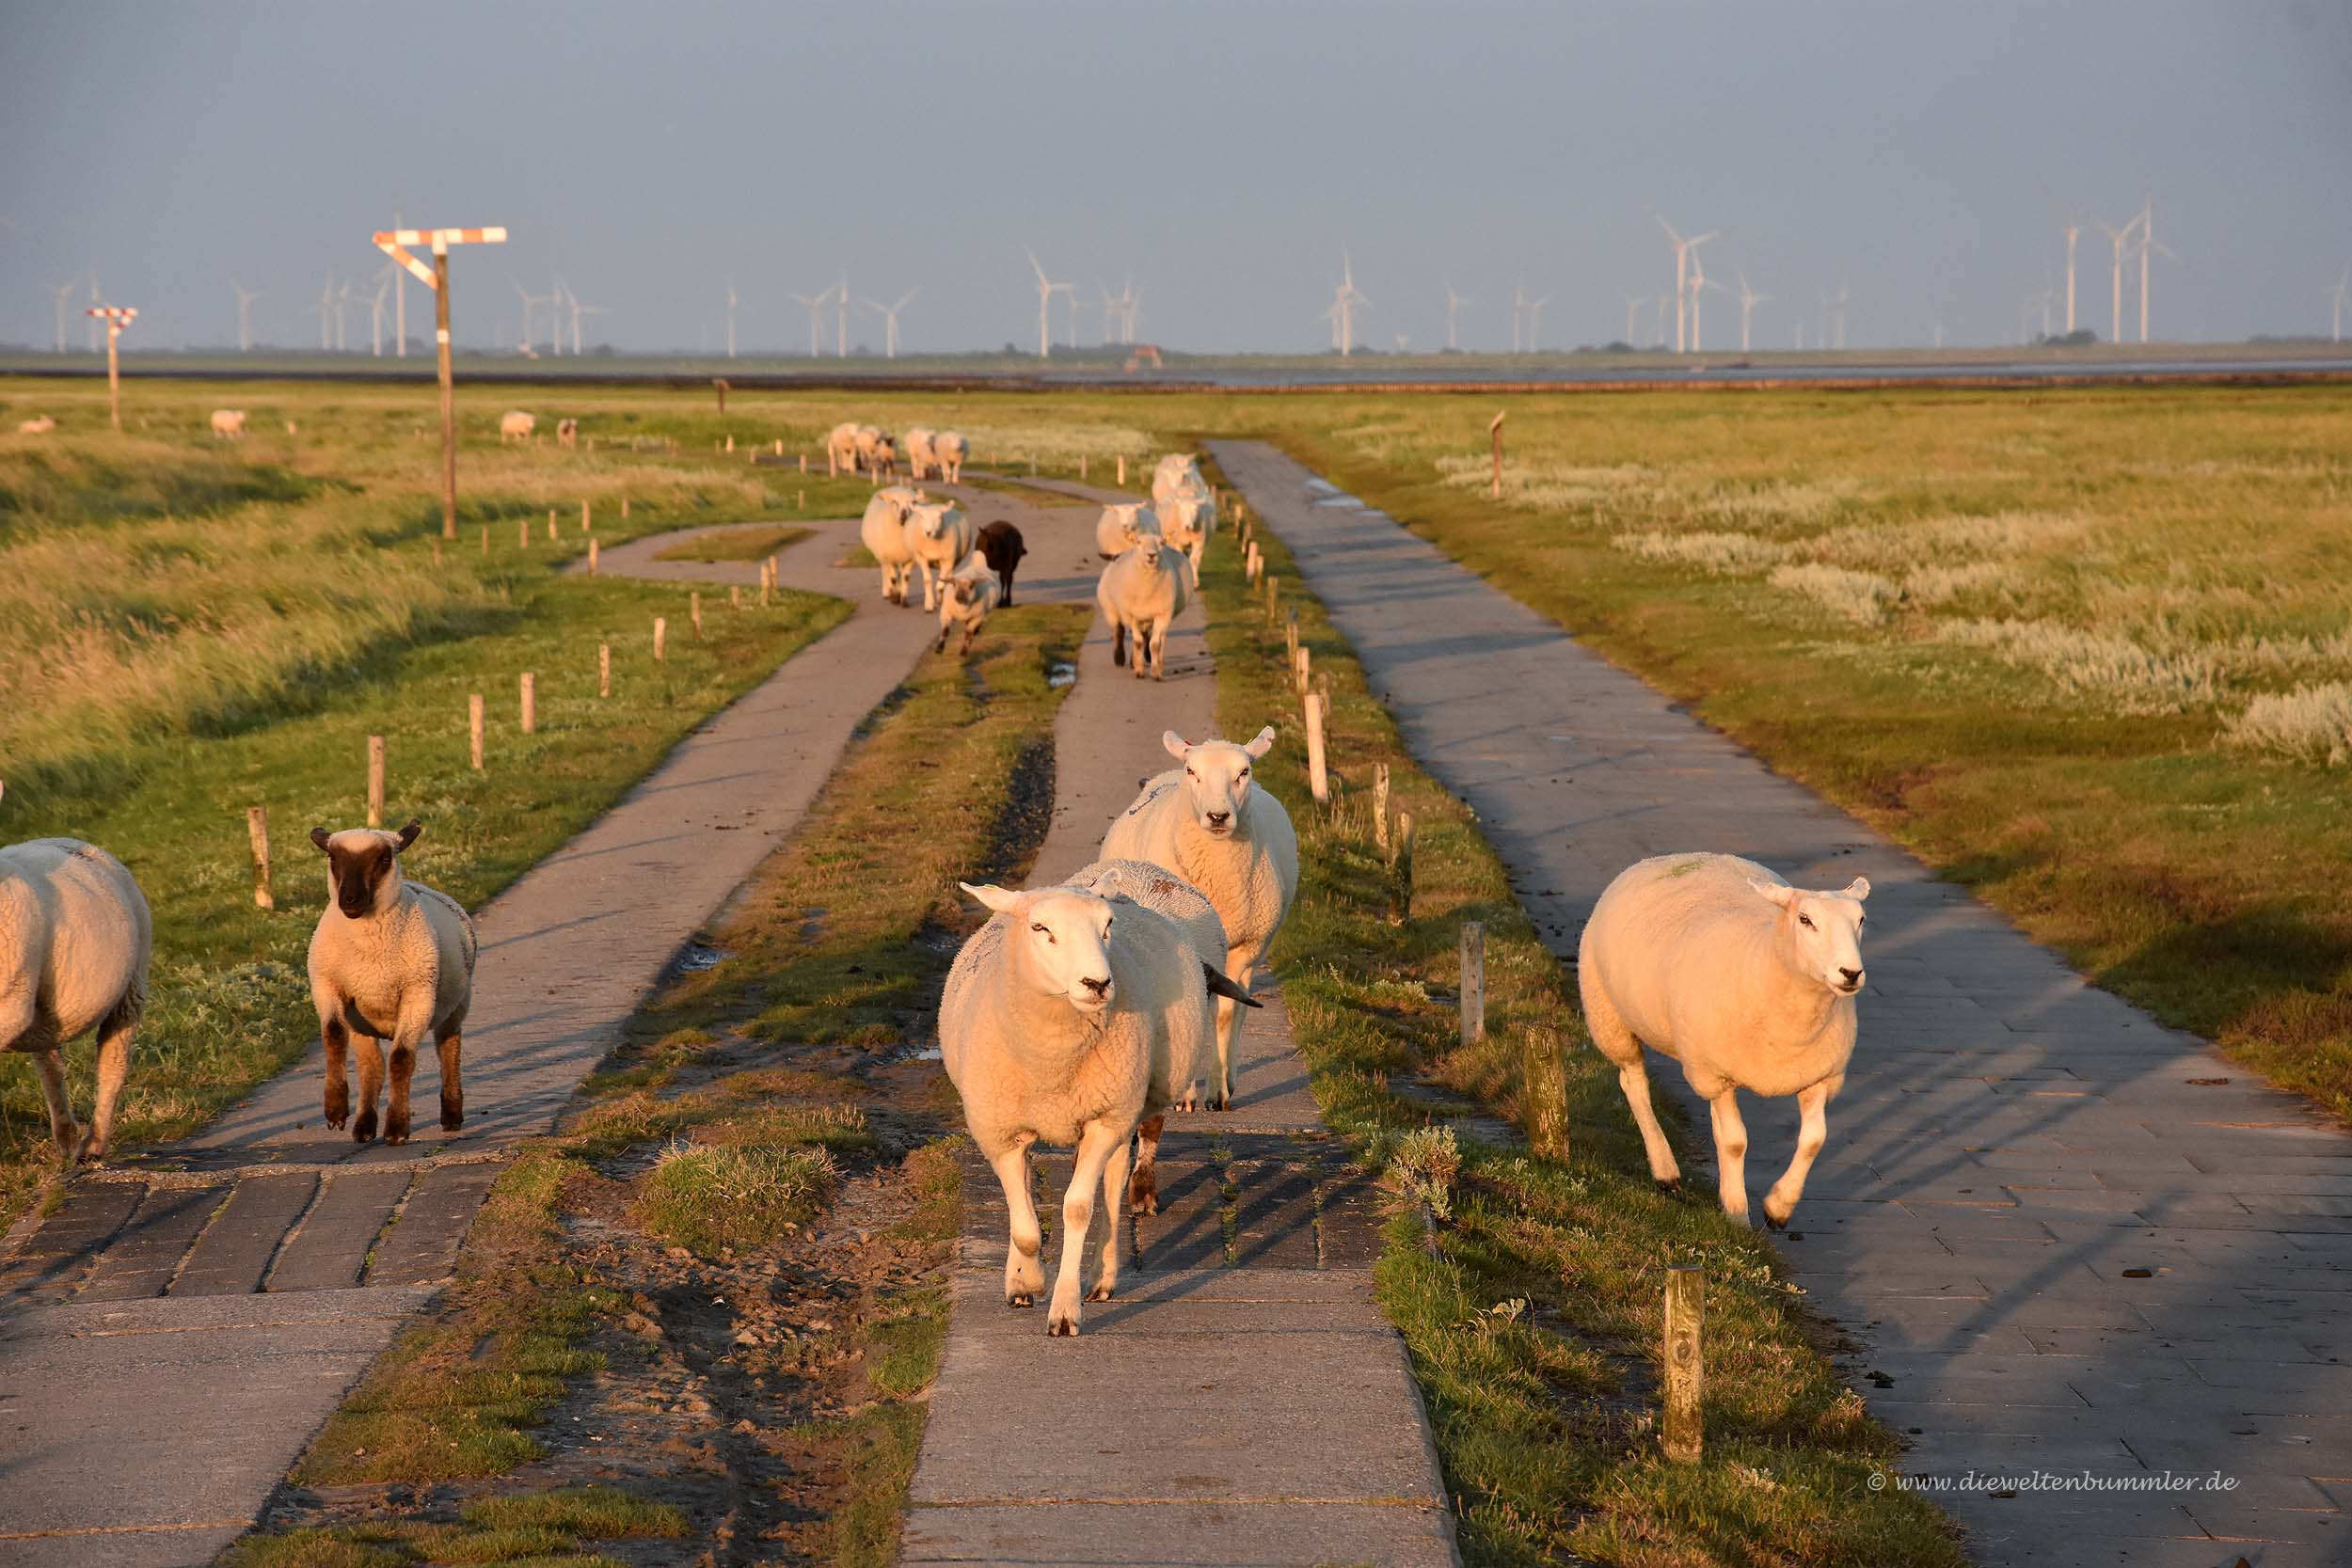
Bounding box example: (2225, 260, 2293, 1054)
(1159, 495, 1217, 572)
(1100, 728, 1298, 1108)
(1579, 853, 1872, 1228)
(944, 879, 1250, 1334)
(1094, 532, 1190, 680)
(859, 485, 925, 605)
(868, 432, 899, 481)
(499, 410, 536, 443)
(307, 820, 477, 1146)
(934, 556, 1000, 655)
(1094, 500, 1161, 561)
(975, 519, 1026, 607)
(16, 415, 56, 435)
(903, 425, 938, 481)
(209, 408, 247, 439)
(853, 424, 887, 476)
(1152, 452, 1208, 505)
(0, 787, 149, 1164)
(902, 499, 973, 612)
(933, 430, 969, 482)
(556, 417, 579, 449)
(826, 420, 862, 475)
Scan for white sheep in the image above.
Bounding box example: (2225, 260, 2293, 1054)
(860, 485, 925, 605)
(853, 424, 887, 476)
(307, 820, 477, 1146)
(903, 499, 973, 612)
(1095, 532, 1190, 680)
(944, 879, 1243, 1334)
(209, 408, 247, 439)
(0, 787, 149, 1164)
(1159, 495, 1217, 572)
(868, 431, 899, 481)
(1094, 500, 1161, 561)
(933, 430, 969, 482)
(499, 410, 536, 443)
(902, 425, 938, 481)
(1100, 728, 1298, 1107)
(1152, 452, 1208, 505)
(16, 415, 56, 435)
(1580, 853, 1871, 1228)
(826, 420, 862, 476)
(556, 418, 580, 449)
(934, 556, 1001, 655)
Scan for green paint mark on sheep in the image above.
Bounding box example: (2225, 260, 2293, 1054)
(1660, 859, 1706, 879)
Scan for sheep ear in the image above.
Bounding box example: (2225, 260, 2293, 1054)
(1748, 879, 1797, 909)
(1243, 725, 1277, 759)
(394, 820, 421, 852)
(1161, 731, 1191, 760)
(1843, 877, 1872, 902)
(959, 881, 1021, 914)
(310, 827, 333, 852)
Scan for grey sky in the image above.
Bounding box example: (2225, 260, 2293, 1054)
(4, 1, 2347, 355)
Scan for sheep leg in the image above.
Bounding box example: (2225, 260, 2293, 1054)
(28, 1049, 82, 1164)
(436, 1019, 465, 1132)
(1092, 1132, 1132, 1303)
(350, 1034, 385, 1143)
(384, 1032, 418, 1146)
(1613, 1062, 1681, 1188)
(919, 561, 938, 612)
(1110, 620, 1128, 668)
(1148, 618, 1168, 680)
(84, 996, 135, 1162)
(990, 1141, 1045, 1307)
(1211, 947, 1258, 1110)
(321, 1016, 352, 1130)
(1128, 1113, 1164, 1214)
(1707, 1088, 1752, 1226)
(1583, 973, 1680, 1187)
(1763, 1080, 1833, 1229)
(1051, 1119, 1123, 1335)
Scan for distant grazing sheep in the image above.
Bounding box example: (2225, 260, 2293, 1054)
(1095, 533, 1190, 679)
(500, 410, 536, 443)
(860, 485, 925, 605)
(1094, 500, 1161, 561)
(826, 421, 862, 475)
(0, 786, 150, 1164)
(933, 430, 969, 482)
(16, 415, 56, 436)
(307, 821, 477, 1146)
(1100, 729, 1298, 1108)
(1580, 853, 1871, 1228)
(902, 425, 939, 480)
(935, 557, 1001, 655)
(903, 499, 974, 611)
(868, 431, 899, 481)
(556, 418, 579, 449)
(209, 408, 246, 439)
(853, 424, 886, 476)
(975, 519, 1026, 607)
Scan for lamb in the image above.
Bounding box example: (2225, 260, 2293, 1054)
(932, 430, 969, 482)
(868, 431, 899, 481)
(307, 820, 478, 1146)
(500, 410, 536, 443)
(556, 418, 579, 449)
(1100, 728, 1299, 1107)
(943, 879, 1248, 1334)
(934, 556, 1000, 655)
(1152, 452, 1208, 505)
(902, 425, 938, 481)
(209, 408, 247, 439)
(16, 415, 56, 435)
(0, 787, 150, 1164)
(1094, 500, 1161, 560)
(975, 519, 1026, 606)
(902, 499, 973, 612)
(859, 485, 925, 604)
(1094, 532, 1189, 679)
(826, 421, 862, 475)
(1159, 495, 1217, 572)
(1579, 853, 1871, 1228)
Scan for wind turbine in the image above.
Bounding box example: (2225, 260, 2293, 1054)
(789, 286, 834, 356)
(1830, 284, 1850, 350)
(2133, 197, 2175, 343)
(1658, 217, 1717, 353)
(2061, 223, 2080, 334)
(1688, 247, 1719, 353)
(1733, 274, 1770, 353)
(1062, 285, 1082, 347)
(1121, 283, 1141, 344)
(87, 267, 101, 352)
(513, 281, 548, 355)
(54, 279, 77, 353)
(724, 281, 739, 359)
(1509, 286, 1528, 353)
(863, 287, 918, 357)
(2329, 266, 2350, 344)
(308, 272, 337, 351)
(1326, 251, 1367, 356)
(562, 279, 605, 355)
(1623, 296, 1643, 346)
(2099, 214, 2141, 344)
(836, 273, 851, 356)
(1027, 250, 1072, 359)
(1099, 283, 1119, 344)
(367, 266, 393, 356)
(1524, 293, 1550, 353)
(1444, 284, 1469, 351)
(230, 280, 262, 352)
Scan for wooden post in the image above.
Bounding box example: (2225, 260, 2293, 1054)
(434, 246, 456, 538)
(1489, 410, 1507, 500)
(103, 320, 123, 432)
(730, 584, 741, 610)
(691, 591, 703, 638)
(1521, 1025, 1571, 1161)
(1389, 809, 1415, 925)
(548, 507, 557, 541)
(1266, 576, 1279, 624)
(598, 642, 611, 698)
(1117, 454, 1127, 485)
(621, 496, 630, 520)
(1662, 1268, 1705, 1465)
(1459, 922, 1486, 1046)
(798, 488, 805, 511)
(713, 377, 729, 414)
(519, 673, 536, 735)
(1295, 644, 1311, 696)
(761, 559, 774, 607)
(469, 693, 485, 768)
(246, 806, 274, 911)
(724, 434, 735, 453)
(1372, 762, 1391, 851)
(1079, 454, 1089, 480)
(366, 736, 387, 828)
(1284, 618, 1298, 668)
(1304, 691, 1329, 803)
(653, 617, 667, 662)
(587, 538, 599, 575)
(518, 516, 529, 548)
(580, 499, 591, 532)
(799, 452, 807, 474)
(480, 525, 488, 554)
(773, 438, 783, 456)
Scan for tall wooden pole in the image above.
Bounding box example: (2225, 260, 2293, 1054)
(1489, 411, 1506, 499)
(104, 321, 123, 432)
(434, 245, 456, 540)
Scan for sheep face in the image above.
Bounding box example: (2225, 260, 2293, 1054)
(1749, 877, 1871, 994)
(311, 821, 421, 919)
(1159, 726, 1277, 840)
(961, 883, 1118, 1014)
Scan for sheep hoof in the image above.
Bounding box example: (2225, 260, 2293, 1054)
(441, 1103, 464, 1132)
(1049, 1312, 1080, 1337)
(1087, 1283, 1115, 1303)
(1762, 1212, 1789, 1231)
(324, 1091, 348, 1129)
(384, 1122, 410, 1147)
(1007, 1291, 1034, 1309)
(1654, 1177, 1680, 1193)
(352, 1109, 377, 1143)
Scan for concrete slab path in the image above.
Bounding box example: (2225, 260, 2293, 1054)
(1212, 438, 2352, 1568)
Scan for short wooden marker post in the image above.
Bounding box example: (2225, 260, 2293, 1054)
(653, 617, 667, 662)
(246, 806, 274, 911)
(798, 452, 807, 475)
(1304, 691, 1329, 803)
(480, 526, 489, 554)
(725, 434, 735, 453)
(519, 673, 536, 735)
(730, 584, 741, 610)
(1389, 809, 1416, 925)
(691, 591, 703, 639)
(587, 538, 599, 575)
(1079, 454, 1088, 480)
(1522, 1025, 1571, 1160)
(1117, 454, 1127, 485)
(580, 499, 592, 532)
(1372, 762, 1391, 852)
(1489, 410, 1507, 499)
(548, 508, 557, 542)
(1663, 1268, 1705, 1464)
(469, 693, 485, 768)
(598, 643, 612, 698)
(1459, 921, 1486, 1046)
(773, 438, 783, 456)
(366, 736, 387, 828)
(621, 496, 630, 520)
(1295, 644, 1311, 696)
(517, 516, 530, 548)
